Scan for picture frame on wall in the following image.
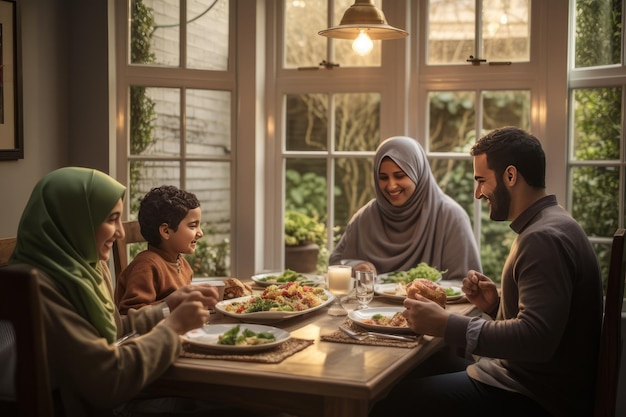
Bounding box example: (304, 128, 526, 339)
(0, 0, 22, 160)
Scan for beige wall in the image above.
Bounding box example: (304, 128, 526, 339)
(0, 0, 110, 237)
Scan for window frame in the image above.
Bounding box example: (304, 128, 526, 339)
(113, 0, 240, 275)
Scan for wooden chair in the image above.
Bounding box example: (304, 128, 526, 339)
(112, 220, 145, 276)
(0, 237, 17, 267)
(594, 228, 626, 417)
(0, 264, 54, 416)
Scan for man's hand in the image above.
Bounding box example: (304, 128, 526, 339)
(462, 270, 499, 314)
(402, 296, 450, 337)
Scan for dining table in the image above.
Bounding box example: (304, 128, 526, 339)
(142, 279, 479, 417)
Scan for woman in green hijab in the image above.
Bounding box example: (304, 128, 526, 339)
(8, 167, 219, 416)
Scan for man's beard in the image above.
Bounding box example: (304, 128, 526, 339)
(489, 179, 511, 221)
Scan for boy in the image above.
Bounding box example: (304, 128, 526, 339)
(115, 185, 204, 314)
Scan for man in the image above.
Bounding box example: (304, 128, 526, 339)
(370, 127, 602, 417)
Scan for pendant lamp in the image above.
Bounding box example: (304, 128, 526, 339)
(318, 0, 408, 55)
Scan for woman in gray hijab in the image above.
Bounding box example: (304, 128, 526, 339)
(329, 136, 481, 280)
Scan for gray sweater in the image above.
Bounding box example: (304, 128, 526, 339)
(446, 195, 602, 417)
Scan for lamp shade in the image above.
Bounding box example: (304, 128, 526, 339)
(318, 0, 408, 40)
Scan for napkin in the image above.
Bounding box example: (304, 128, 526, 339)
(181, 337, 314, 364)
(320, 319, 421, 348)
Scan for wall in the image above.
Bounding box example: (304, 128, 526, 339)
(0, 0, 110, 238)
(0, 0, 68, 237)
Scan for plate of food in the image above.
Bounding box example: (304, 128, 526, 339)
(440, 285, 463, 301)
(251, 269, 324, 287)
(377, 262, 445, 285)
(183, 323, 291, 353)
(374, 283, 406, 301)
(214, 282, 334, 323)
(348, 307, 415, 334)
(375, 282, 463, 303)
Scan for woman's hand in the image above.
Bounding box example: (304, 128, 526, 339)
(462, 270, 499, 314)
(161, 300, 210, 335)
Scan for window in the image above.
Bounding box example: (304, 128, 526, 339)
(271, 0, 404, 273)
(115, 0, 234, 277)
(569, 0, 625, 282)
(415, 0, 539, 281)
(270, 0, 551, 280)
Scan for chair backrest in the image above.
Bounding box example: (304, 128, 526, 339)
(112, 220, 145, 276)
(0, 264, 54, 416)
(594, 228, 626, 417)
(0, 237, 16, 267)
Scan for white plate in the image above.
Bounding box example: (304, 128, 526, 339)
(374, 283, 405, 302)
(215, 289, 335, 323)
(251, 271, 324, 287)
(375, 283, 463, 302)
(183, 324, 290, 353)
(348, 307, 415, 334)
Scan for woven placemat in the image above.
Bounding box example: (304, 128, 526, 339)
(320, 319, 420, 348)
(181, 337, 314, 363)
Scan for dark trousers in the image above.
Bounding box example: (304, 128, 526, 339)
(369, 346, 551, 417)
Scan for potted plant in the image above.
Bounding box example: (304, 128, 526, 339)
(284, 210, 327, 273)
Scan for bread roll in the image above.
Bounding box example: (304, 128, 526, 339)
(405, 278, 447, 309)
(223, 278, 253, 299)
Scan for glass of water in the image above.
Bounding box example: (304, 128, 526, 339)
(355, 270, 375, 310)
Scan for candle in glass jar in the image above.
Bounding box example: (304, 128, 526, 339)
(327, 265, 353, 296)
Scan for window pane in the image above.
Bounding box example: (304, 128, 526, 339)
(334, 157, 375, 237)
(286, 159, 328, 221)
(131, 0, 180, 66)
(187, 0, 229, 70)
(428, 0, 475, 65)
(186, 161, 231, 276)
(574, 0, 622, 68)
(428, 0, 530, 64)
(428, 91, 476, 152)
(284, 0, 327, 68)
(482, 0, 530, 62)
(430, 159, 475, 219)
(186, 89, 231, 156)
(284, 0, 382, 68)
(130, 87, 180, 157)
(571, 87, 621, 161)
(334, 93, 381, 151)
(571, 165, 619, 237)
(482, 90, 531, 131)
(592, 242, 611, 292)
(286, 94, 329, 151)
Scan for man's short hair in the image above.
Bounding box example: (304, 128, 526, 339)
(470, 126, 546, 188)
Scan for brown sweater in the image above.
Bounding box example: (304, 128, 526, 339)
(40, 261, 180, 416)
(114, 245, 193, 314)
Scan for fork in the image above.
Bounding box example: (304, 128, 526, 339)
(339, 326, 417, 342)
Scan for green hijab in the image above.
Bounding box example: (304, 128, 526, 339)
(10, 167, 126, 343)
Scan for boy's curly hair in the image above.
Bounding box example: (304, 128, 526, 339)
(138, 185, 201, 246)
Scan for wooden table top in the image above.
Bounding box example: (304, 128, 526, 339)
(144, 286, 478, 417)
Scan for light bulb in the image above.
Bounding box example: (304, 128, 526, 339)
(352, 30, 373, 56)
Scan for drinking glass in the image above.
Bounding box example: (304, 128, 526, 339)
(355, 270, 375, 310)
(326, 265, 353, 316)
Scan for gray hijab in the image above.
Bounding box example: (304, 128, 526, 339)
(329, 136, 481, 279)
